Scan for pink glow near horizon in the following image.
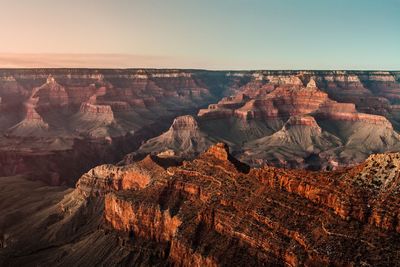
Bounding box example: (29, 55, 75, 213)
(0, 54, 178, 69)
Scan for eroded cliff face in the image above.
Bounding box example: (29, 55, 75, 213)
(133, 115, 216, 159)
(0, 69, 232, 185)
(1, 69, 400, 183)
(76, 155, 165, 196)
(1, 143, 400, 266)
(135, 73, 400, 169)
(99, 144, 400, 266)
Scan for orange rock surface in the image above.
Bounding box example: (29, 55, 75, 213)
(97, 144, 400, 266)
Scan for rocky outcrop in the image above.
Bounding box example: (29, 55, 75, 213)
(1, 69, 400, 184)
(2, 144, 400, 266)
(241, 115, 342, 168)
(7, 94, 49, 137)
(99, 144, 400, 266)
(133, 115, 215, 159)
(78, 102, 115, 123)
(0, 69, 232, 185)
(199, 77, 392, 127)
(33, 75, 69, 107)
(105, 193, 182, 242)
(194, 76, 400, 169)
(170, 115, 199, 131)
(77, 156, 164, 196)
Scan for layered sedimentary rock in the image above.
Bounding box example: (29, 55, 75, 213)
(0, 69, 231, 184)
(7, 88, 49, 137)
(103, 144, 400, 266)
(1, 69, 400, 183)
(194, 77, 400, 169)
(34, 75, 69, 107)
(133, 115, 215, 159)
(77, 155, 165, 195)
(1, 143, 400, 266)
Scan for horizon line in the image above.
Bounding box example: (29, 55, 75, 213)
(0, 67, 399, 72)
(0, 53, 398, 71)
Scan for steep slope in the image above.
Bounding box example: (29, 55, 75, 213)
(0, 69, 233, 184)
(34, 75, 69, 107)
(134, 115, 215, 159)
(0, 69, 400, 182)
(7, 93, 49, 137)
(196, 78, 400, 169)
(2, 144, 400, 266)
(242, 115, 342, 168)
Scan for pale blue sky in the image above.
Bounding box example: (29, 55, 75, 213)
(0, 0, 399, 69)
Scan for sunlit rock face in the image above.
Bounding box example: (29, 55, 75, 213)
(1, 143, 400, 266)
(138, 72, 400, 170)
(0, 69, 400, 184)
(101, 144, 400, 266)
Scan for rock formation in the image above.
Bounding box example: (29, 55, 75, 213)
(2, 143, 400, 266)
(0, 69, 231, 184)
(7, 90, 49, 137)
(194, 76, 400, 169)
(134, 115, 215, 159)
(0, 69, 400, 182)
(34, 75, 69, 107)
(103, 144, 400, 266)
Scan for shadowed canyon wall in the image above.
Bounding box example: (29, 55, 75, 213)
(0, 69, 400, 185)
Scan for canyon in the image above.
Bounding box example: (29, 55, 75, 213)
(0, 69, 232, 185)
(1, 70, 400, 184)
(1, 143, 400, 266)
(1, 69, 400, 266)
(135, 71, 400, 170)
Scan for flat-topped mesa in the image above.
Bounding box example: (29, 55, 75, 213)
(170, 115, 199, 131)
(234, 85, 329, 120)
(78, 102, 114, 121)
(369, 72, 397, 82)
(98, 101, 132, 112)
(284, 115, 320, 129)
(197, 107, 234, 119)
(265, 75, 304, 86)
(316, 101, 393, 127)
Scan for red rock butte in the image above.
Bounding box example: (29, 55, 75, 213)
(1, 69, 400, 266)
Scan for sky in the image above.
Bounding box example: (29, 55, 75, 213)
(0, 0, 399, 69)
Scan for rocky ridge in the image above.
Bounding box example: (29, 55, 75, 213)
(2, 143, 400, 266)
(105, 144, 400, 265)
(141, 76, 400, 169)
(1, 70, 400, 183)
(0, 69, 232, 184)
